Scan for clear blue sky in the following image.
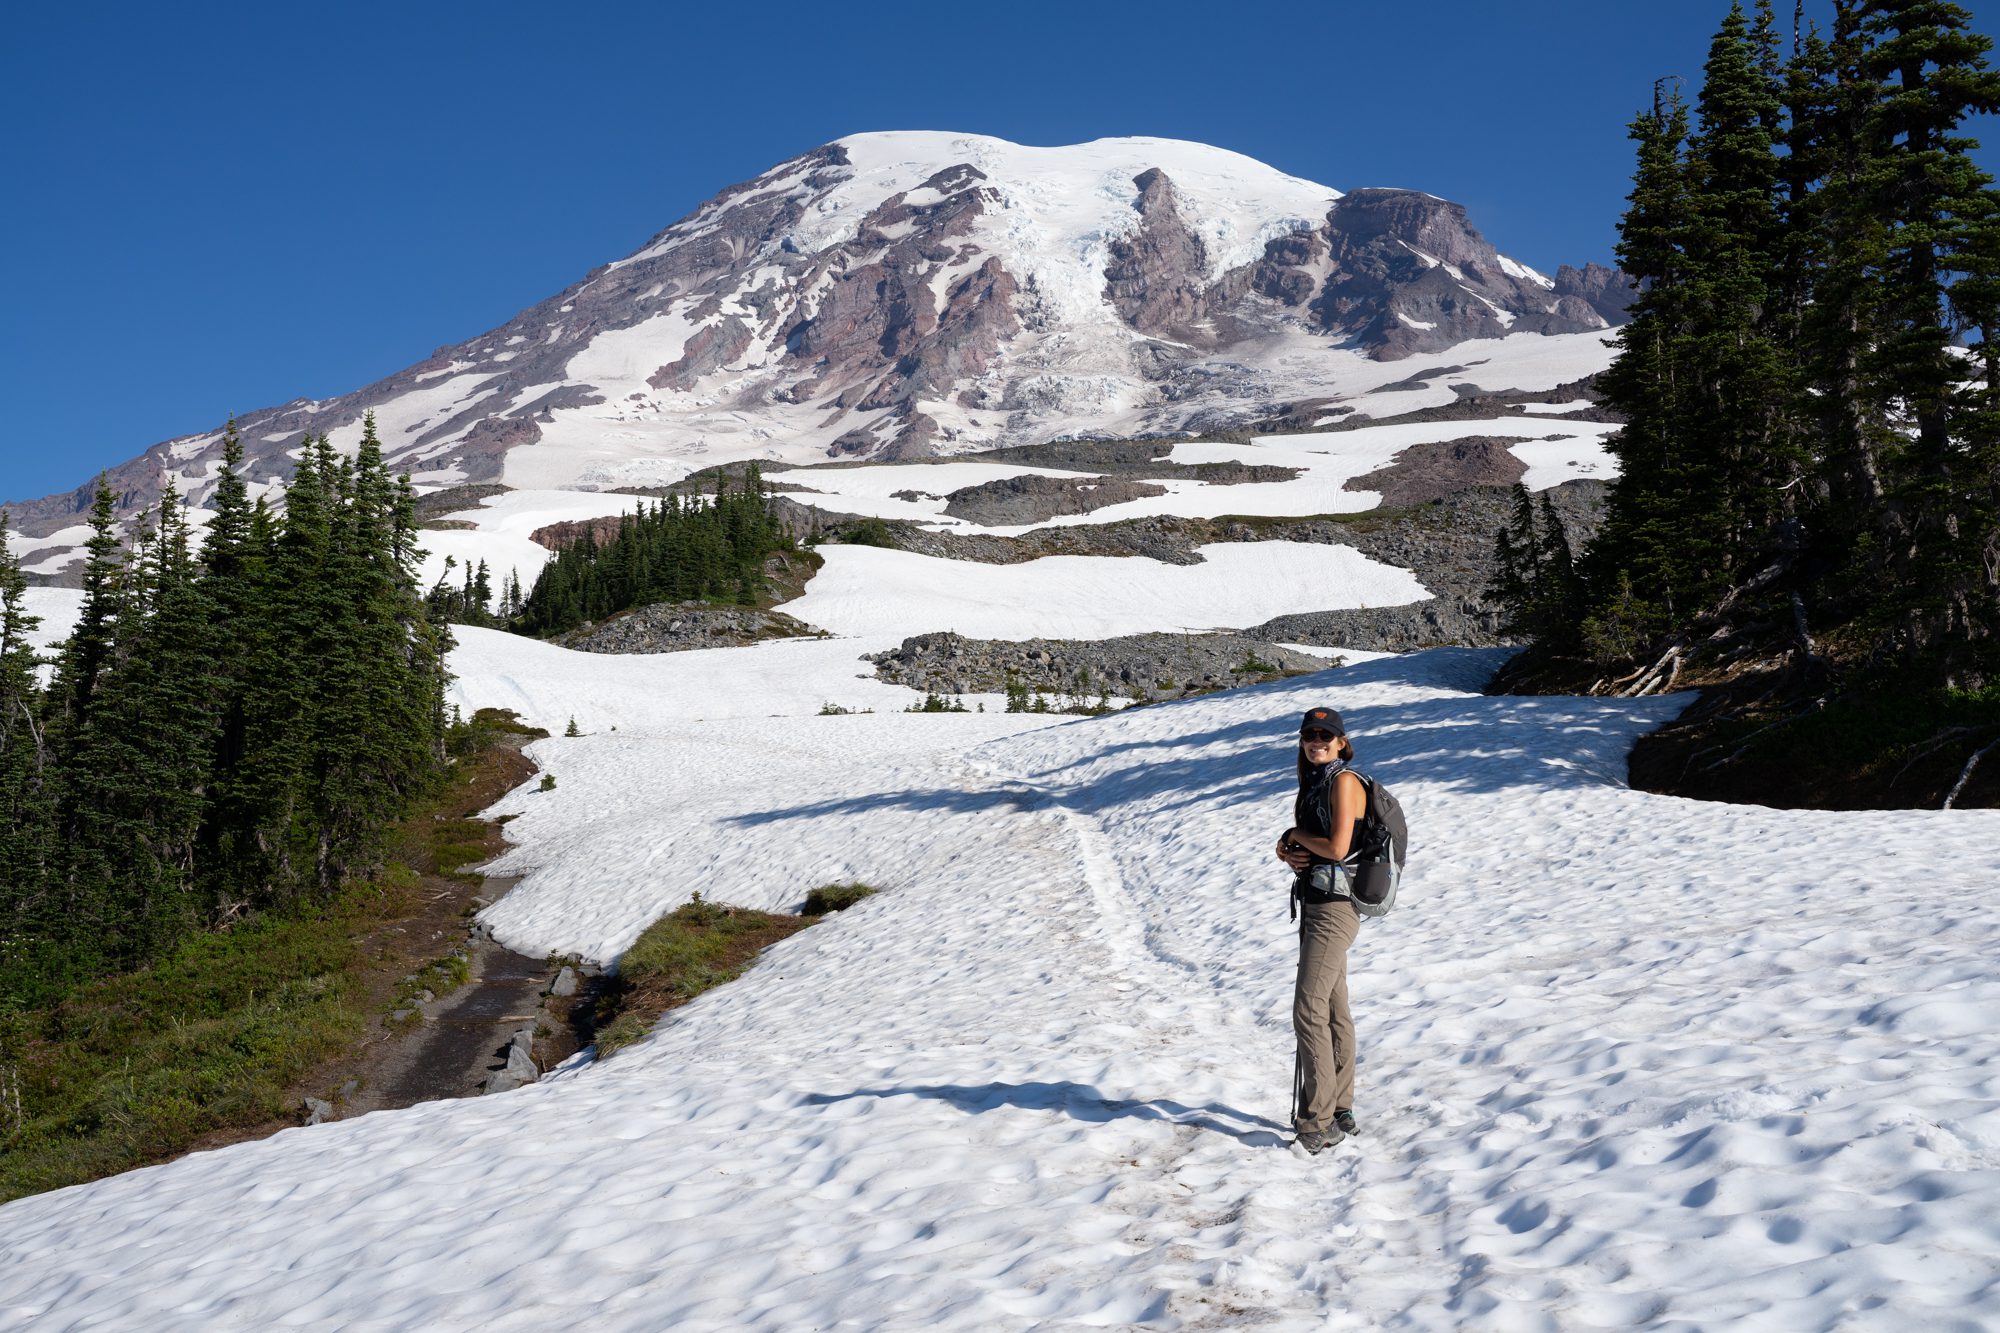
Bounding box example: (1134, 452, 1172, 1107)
(3, 0, 1996, 503)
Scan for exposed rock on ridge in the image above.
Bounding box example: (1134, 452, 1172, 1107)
(5, 134, 1628, 564)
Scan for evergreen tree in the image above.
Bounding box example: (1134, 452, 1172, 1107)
(0, 513, 58, 983)
(1681, 2, 1800, 582)
(516, 469, 793, 637)
(1547, 0, 2000, 701)
(1585, 81, 1698, 651)
(47, 480, 124, 736)
(61, 483, 222, 960)
(1847, 0, 2000, 682)
(1486, 485, 1581, 644)
(3, 416, 458, 1000)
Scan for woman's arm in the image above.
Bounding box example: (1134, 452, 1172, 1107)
(1281, 770, 1366, 862)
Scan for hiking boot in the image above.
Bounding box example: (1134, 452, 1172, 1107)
(1295, 1127, 1344, 1155)
(1333, 1109, 1358, 1137)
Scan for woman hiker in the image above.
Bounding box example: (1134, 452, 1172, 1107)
(1274, 705, 1364, 1155)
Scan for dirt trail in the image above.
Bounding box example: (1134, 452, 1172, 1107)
(345, 887, 553, 1114)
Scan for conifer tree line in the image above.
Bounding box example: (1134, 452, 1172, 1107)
(1498, 0, 2000, 695)
(0, 414, 453, 1003)
(425, 556, 516, 628)
(515, 465, 792, 637)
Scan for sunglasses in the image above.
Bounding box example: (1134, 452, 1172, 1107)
(1301, 729, 1340, 743)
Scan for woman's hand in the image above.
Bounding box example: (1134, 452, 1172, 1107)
(1275, 830, 1311, 871)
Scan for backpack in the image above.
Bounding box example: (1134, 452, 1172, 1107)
(1340, 769, 1407, 919)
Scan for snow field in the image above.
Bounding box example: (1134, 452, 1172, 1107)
(492, 324, 1617, 498)
(6, 645, 1998, 1329)
(416, 489, 645, 595)
(978, 652, 2000, 1328)
(17, 587, 86, 659)
(444, 627, 920, 732)
(768, 459, 1098, 526)
(785, 541, 1429, 641)
(742, 414, 1616, 536)
(821, 134, 1343, 319)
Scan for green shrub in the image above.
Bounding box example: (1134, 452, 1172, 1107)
(0, 891, 376, 1203)
(904, 693, 968, 713)
(592, 898, 810, 1058)
(839, 517, 899, 548)
(802, 882, 879, 916)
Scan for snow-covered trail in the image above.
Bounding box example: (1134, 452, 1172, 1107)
(4, 650, 1998, 1330)
(0, 711, 1287, 1329)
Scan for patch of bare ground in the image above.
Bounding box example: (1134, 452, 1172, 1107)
(179, 715, 548, 1155)
(1345, 436, 1528, 508)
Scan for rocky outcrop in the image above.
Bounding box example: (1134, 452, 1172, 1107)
(866, 631, 1329, 701)
(931, 439, 1300, 485)
(414, 482, 510, 521)
(1103, 169, 1214, 344)
(867, 514, 1208, 566)
(1553, 262, 1636, 327)
(1254, 190, 1615, 360)
(5, 136, 1626, 563)
(1346, 436, 1530, 509)
(531, 515, 627, 551)
(553, 602, 825, 653)
(1248, 600, 1507, 652)
(1241, 481, 1611, 650)
(938, 474, 1168, 525)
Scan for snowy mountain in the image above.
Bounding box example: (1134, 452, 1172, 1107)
(10, 131, 1999, 1332)
(4, 132, 1627, 576)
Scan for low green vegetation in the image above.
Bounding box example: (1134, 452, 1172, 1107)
(592, 885, 880, 1058)
(1003, 669, 1113, 715)
(1, 869, 392, 1204)
(904, 693, 969, 713)
(801, 883, 878, 916)
(392, 951, 473, 1011)
(827, 516, 899, 548)
(0, 708, 538, 1205)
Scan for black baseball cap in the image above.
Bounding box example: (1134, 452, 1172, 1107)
(1298, 707, 1345, 735)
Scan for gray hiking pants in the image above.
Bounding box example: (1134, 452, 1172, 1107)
(1293, 896, 1360, 1135)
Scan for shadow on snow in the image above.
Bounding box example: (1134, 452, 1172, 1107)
(802, 1080, 1290, 1147)
(728, 649, 1686, 831)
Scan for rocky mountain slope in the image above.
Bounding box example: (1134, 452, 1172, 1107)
(6, 133, 1627, 577)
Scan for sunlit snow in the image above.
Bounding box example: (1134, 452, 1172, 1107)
(4, 643, 1996, 1329)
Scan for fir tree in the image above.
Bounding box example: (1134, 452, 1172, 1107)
(61, 483, 222, 959)
(1585, 81, 1698, 649)
(48, 480, 125, 736)
(1847, 0, 2000, 681)
(0, 513, 58, 983)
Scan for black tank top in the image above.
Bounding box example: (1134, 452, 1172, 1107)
(1296, 762, 1365, 866)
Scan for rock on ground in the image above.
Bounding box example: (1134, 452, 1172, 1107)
(867, 631, 1329, 701)
(555, 604, 827, 654)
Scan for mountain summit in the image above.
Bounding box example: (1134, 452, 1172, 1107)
(8, 133, 1627, 552)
